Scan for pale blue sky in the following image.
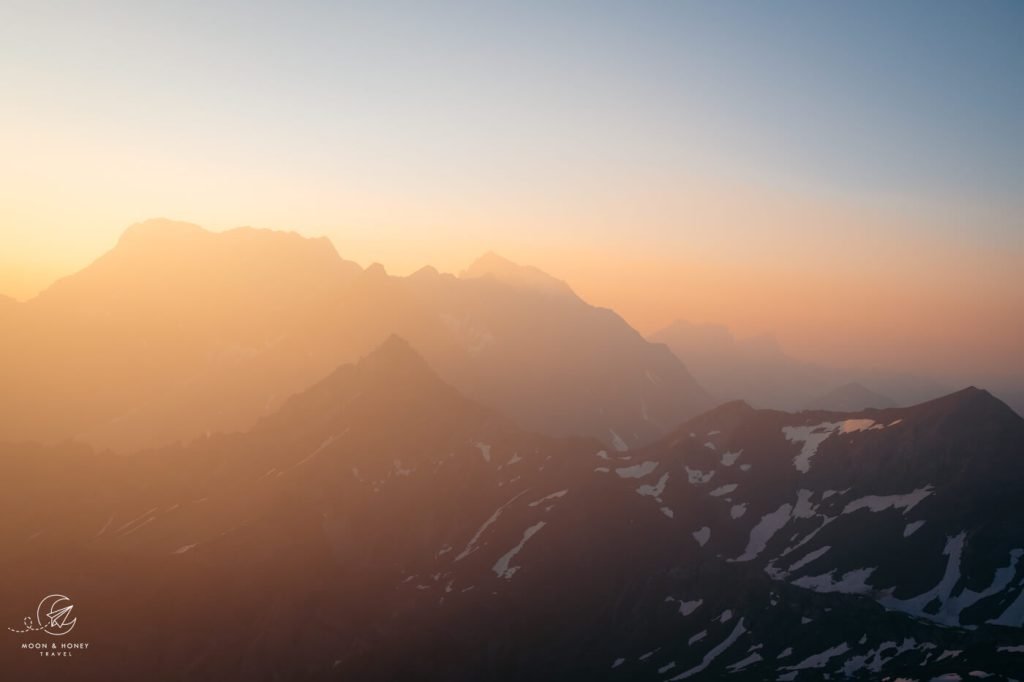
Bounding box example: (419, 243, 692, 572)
(4, 1, 1021, 208)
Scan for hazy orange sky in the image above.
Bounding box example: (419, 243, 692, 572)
(1, 2, 1021, 383)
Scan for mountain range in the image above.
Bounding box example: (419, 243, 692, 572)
(2, 220, 1022, 680)
(650, 319, 952, 412)
(2, 336, 1022, 680)
(0, 219, 711, 453)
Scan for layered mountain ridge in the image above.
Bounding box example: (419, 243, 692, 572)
(0, 219, 711, 453)
(1, 338, 1022, 680)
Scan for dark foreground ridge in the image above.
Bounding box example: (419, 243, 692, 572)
(1, 338, 1022, 679)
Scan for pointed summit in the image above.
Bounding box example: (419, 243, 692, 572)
(461, 252, 575, 298)
(284, 334, 453, 413)
(356, 334, 433, 376)
(907, 385, 1021, 424)
(263, 334, 488, 440)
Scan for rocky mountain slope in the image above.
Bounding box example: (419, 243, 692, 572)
(1, 338, 1021, 680)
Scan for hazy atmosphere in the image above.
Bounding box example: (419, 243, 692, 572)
(2, 4, 1023, 680)
(2, 1, 1021, 383)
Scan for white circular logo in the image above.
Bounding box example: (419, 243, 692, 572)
(9, 594, 78, 636)
(37, 594, 77, 636)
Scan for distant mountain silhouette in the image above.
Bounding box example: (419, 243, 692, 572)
(651, 319, 947, 410)
(1, 340, 1021, 680)
(0, 220, 712, 451)
(803, 381, 896, 411)
(460, 251, 577, 298)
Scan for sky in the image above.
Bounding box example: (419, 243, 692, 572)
(1, 1, 1021, 381)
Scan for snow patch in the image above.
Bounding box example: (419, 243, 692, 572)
(726, 652, 762, 672)
(904, 520, 925, 537)
(456, 490, 530, 561)
(843, 487, 933, 515)
(784, 419, 888, 473)
(692, 527, 711, 547)
(669, 619, 746, 680)
(685, 466, 715, 484)
(293, 434, 341, 468)
(721, 450, 742, 466)
(474, 442, 492, 463)
(637, 473, 669, 499)
(735, 503, 792, 561)
(666, 596, 703, 616)
(709, 483, 738, 497)
(788, 545, 831, 573)
(492, 521, 546, 579)
(793, 567, 875, 594)
(880, 533, 979, 625)
(616, 461, 658, 478)
(783, 422, 840, 473)
(528, 489, 568, 507)
(783, 643, 850, 670)
(839, 418, 877, 433)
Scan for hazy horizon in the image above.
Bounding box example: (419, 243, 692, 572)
(2, 2, 1021, 385)
(4, 217, 1020, 390)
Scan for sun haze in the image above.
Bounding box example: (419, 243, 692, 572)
(1, 2, 1021, 385)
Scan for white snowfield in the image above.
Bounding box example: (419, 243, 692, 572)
(879, 533, 1024, 627)
(783, 418, 891, 473)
